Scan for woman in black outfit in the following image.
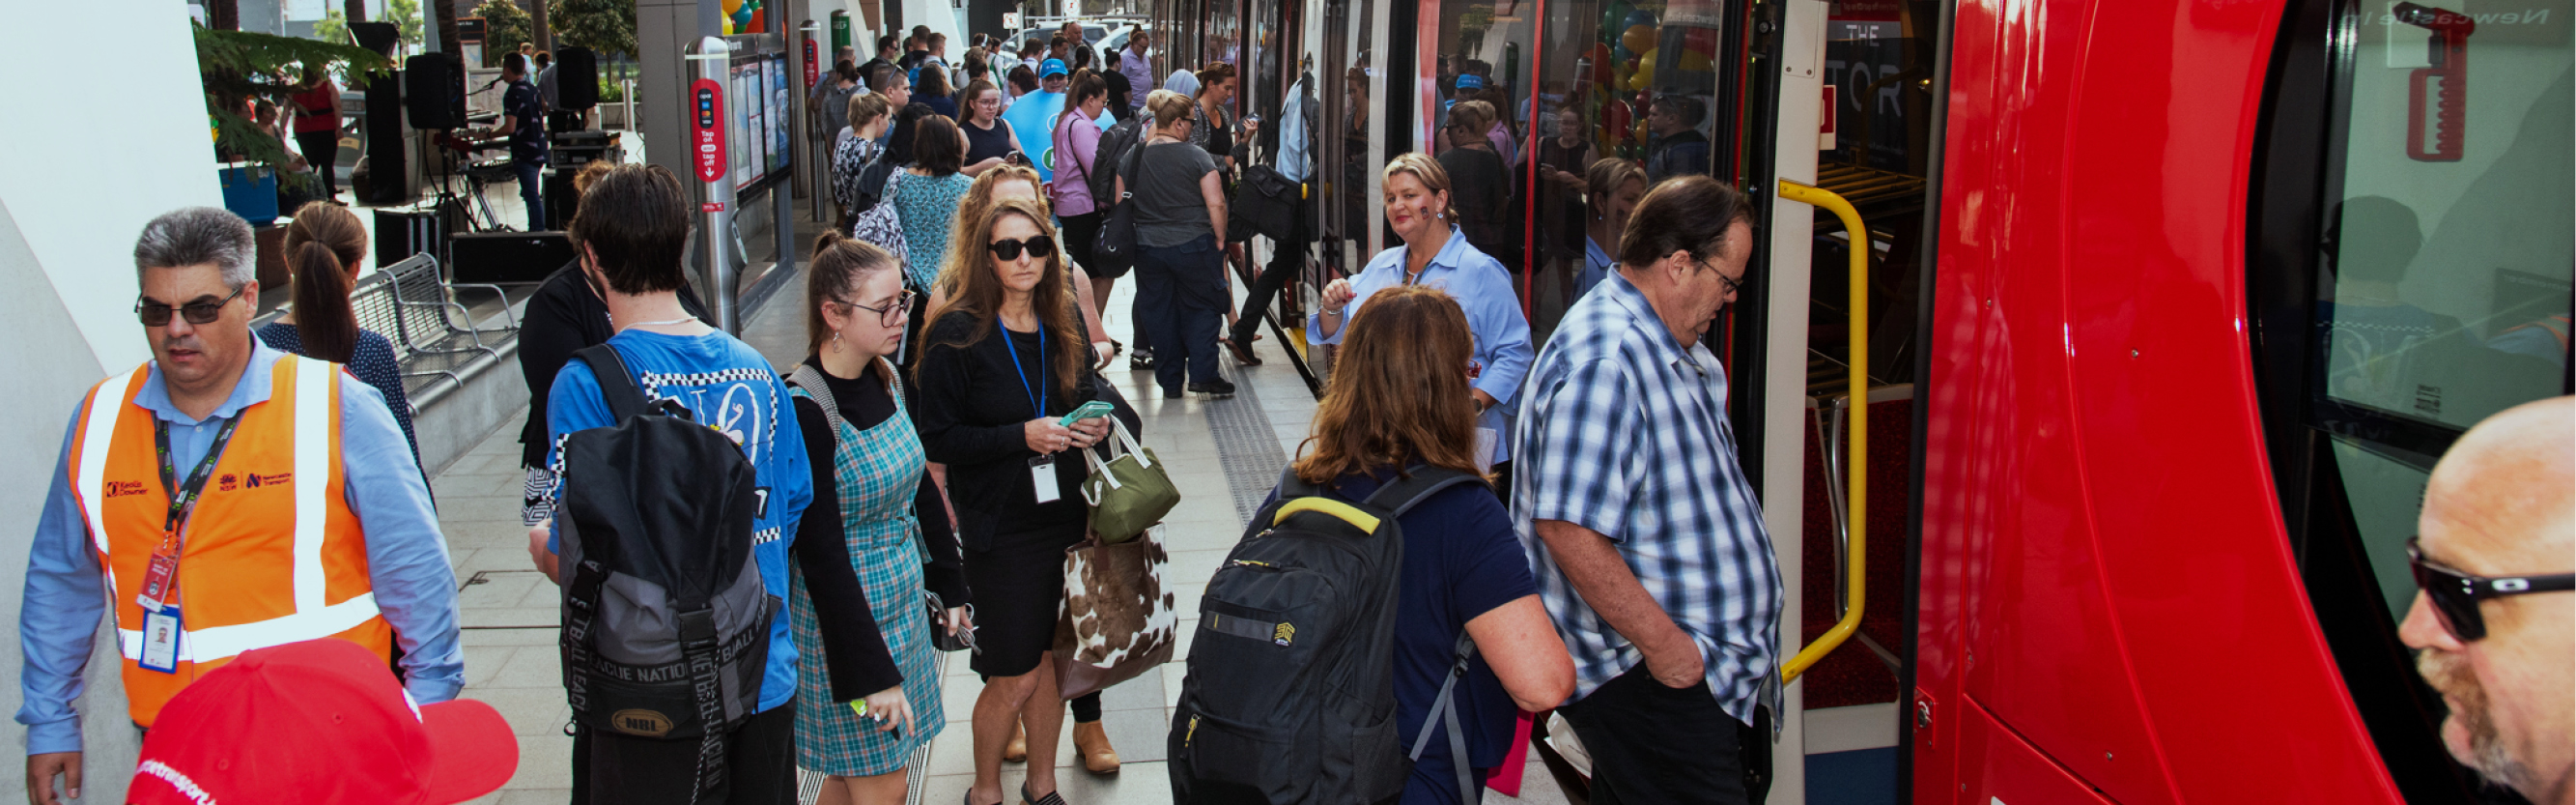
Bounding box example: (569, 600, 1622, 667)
(1434, 100, 1515, 266)
(915, 196, 1114, 805)
(957, 78, 1023, 176)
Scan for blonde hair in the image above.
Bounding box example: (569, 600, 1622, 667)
(847, 92, 890, 133)
(1382, 152, 1460, 225)
(1146, 89, 1195, 129)
(1448, 100, 1496, 137)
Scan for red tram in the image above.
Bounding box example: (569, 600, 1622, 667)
(1132, 0, 2572, 800)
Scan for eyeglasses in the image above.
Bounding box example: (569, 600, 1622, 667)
(835, 290, 916, 328)
(1696, 256, 1751, 296)
(988, 235, 1058, 261)
(135, 285, 247, 327)
(2407, 536, 2575, 642)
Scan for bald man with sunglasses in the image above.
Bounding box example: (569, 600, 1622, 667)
(17, 208, 462, 805)
(2400, 395, 2574, 805)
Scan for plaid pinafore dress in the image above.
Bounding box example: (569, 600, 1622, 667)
(786, 370, 944, 775)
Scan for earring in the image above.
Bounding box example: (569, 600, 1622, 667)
(830, 331, 843, 352)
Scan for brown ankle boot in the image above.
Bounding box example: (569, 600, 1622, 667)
(1003, 722, 1028, 763)
(1074, 719, 1120, 775)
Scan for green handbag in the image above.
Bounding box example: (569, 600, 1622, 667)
(1079, 418, 1179, 544)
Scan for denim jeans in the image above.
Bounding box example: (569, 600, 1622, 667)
(513, 158, 548, 231)
(1133, 234, 1226, 390)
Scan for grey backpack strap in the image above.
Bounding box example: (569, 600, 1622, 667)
(1362, 466, 1486, 519)
(784, 364, 848, 438)
(1408, 631, 1482, 803)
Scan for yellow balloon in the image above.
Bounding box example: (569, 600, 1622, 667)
(1627, 70, 1648, 92)
(722, 0, 744, 14)
(1634, 52, 1656, 86)
(1633, 120, 1650, 142)
(721, 16, 735, 35)
(1622, 25, 1657, 56)
(1678, 49, 1713, 72)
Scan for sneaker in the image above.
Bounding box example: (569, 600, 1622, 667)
(1130, 348, 1156, 371)
(1187, 379, 1238, 398)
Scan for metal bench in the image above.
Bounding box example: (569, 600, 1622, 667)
(382, 252, 519, 364)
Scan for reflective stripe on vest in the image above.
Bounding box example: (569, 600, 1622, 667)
(68, 356, 388, 725)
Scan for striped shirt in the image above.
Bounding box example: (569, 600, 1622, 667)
(1510, 269, 1781, 724)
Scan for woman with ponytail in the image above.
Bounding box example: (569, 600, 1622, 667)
(256, 201, 422, 471)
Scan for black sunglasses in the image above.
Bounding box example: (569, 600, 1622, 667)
(988, 235, 1058, 262)
(2407, 536, 2575, 642)
(136, 285, 248, 327)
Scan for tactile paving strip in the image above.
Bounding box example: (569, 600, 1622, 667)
(1204, 366, 1289, 523)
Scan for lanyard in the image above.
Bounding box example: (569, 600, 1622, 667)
(1002, 324, 1047, 419)
(154, 416, 243, 539)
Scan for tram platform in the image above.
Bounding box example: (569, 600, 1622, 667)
(426, 266, 1577, 804)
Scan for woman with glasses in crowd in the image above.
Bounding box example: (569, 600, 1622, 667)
(916, 197, 1116, 805)
(957, 79, 1024, 177)
(784, 233, 971, 805)
(1312, 153, 1534, 494)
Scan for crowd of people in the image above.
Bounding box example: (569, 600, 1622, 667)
(16, 19, 2575, 805)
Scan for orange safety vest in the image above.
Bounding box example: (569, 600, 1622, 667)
(66, 356, 390, 728)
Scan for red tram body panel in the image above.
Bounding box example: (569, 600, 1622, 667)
(1915, 1, 2402, 801)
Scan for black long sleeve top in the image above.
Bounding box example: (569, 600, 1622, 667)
(914, 310, 1103, 551)
(788, 356, 970, 697)
(516, 263, 712, 468)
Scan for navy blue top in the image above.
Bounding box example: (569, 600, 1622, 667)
(1268, 468, 1538, 804)
(502, 78, 549, 164)
(921, 94, 959, 121)
(255, 322, 421, 473)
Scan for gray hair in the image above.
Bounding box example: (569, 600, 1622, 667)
(134, 207, 256, 287)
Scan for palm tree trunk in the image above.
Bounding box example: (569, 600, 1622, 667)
(208, 0, 240, 29)
(530, 0, 552, 54)
(346, 0, 366, 22)
(434, 0, 461, 55)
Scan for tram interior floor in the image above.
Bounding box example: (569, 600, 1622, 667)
(430, 264, 1578, 804)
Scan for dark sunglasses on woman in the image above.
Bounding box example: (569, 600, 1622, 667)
(2407, 536, 2574, 642)
(988, 235, 1057, 261)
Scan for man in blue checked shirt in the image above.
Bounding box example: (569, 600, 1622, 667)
(1512, 176, 1779, 805)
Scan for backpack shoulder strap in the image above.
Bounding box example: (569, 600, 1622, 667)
(1408, 632, 1482, 803)
(783, 363, 848, 440)
(1362, 466, 1486, 519)
(573, 344, 648, 422)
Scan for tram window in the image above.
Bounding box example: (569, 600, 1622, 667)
(2311, 0, 2571, 621)
(1523, 0, 1730, 340)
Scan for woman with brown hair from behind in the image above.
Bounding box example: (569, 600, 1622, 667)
(1280, 284, 1571, 803)
(256, 201, 421, 473)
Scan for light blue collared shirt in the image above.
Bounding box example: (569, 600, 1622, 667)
(17, 341, 463, 754)
(1309, 227, 1536, 461)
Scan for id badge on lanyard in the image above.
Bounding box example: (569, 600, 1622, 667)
(135, 417, 241, 673)
(1004, 325, 1061, 504)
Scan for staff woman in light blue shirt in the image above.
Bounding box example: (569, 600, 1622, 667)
(1313, 152, 1535, 486)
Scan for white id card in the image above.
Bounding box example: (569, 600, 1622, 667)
(1030, 456, 1061, 503)
(140, 607, 183, 674)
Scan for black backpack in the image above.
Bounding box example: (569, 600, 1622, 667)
(554, 344, 780, 796)
(1169, 467, 1486, 805)
(1090, 114, 1146, 209)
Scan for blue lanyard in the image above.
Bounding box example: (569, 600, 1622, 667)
(1002, 323, 1046, 418)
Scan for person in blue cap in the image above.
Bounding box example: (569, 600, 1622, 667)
(1039, 58, 1071, 94)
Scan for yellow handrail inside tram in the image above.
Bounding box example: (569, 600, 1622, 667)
(1775, 179, 1868, 683)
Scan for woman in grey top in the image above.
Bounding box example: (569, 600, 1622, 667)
(1116, 89, 1234, 398)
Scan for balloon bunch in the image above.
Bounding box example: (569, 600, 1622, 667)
(722, 0, 764, 35)
(1575, 6, 1725, 150)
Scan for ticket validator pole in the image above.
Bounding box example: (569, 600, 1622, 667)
(685, 37, 740, 333)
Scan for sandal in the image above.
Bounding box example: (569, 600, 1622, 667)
(1021, 782, 1068, 805)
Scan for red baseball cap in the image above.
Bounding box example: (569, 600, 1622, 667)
(128, 638, 519, 805)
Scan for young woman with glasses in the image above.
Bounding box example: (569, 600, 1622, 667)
(782, 232, 971, 805)
(957, 79, 1024, 177)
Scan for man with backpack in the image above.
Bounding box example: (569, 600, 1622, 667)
(527, 164, 887, 804)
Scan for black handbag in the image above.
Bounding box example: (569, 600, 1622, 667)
(1091, 145, 1143, 274)
(1231, 163, 1299, 244)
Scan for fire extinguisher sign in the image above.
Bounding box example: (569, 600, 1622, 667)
(691, 78, 725, 183)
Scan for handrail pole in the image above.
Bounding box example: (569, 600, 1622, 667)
(1776, 179, 1868, 682)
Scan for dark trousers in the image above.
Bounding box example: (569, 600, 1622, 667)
(514, 159, 548, 230)
(1134, 234, 1226, 391)
(1231, 215, 1304, 346)
(580, 704, 796, 805)
(1558, 664, 1754, 805)
(295, 130, 340, 199)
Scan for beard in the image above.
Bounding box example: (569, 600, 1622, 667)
(2418, 647, 2536, 794)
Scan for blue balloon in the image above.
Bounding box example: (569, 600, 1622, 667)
(1624, 9, 1656, 29)
(999, 90, 1068, 183)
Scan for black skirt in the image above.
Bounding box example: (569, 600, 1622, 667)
(963, 522, 1088, 678)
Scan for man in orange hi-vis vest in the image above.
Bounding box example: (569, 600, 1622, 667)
(16, 208, 464, 805)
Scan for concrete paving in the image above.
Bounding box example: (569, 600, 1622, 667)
(440, 265, 1572, 803)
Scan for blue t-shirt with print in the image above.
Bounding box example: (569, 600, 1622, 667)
(545, 329, 814, 713)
